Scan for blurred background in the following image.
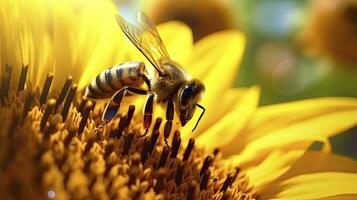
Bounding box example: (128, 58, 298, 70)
(116, 0, 357, 158)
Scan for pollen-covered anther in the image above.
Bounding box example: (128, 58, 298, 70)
(78, 100, 94, 135)
(55, 76, 73, 111)
(61, 83, 77, 121)
(128, 153, 141, 186)
(124, 105, 136, 128)
(152, 117, 163, 132)
(175, 163, 184, 186)
(154, 168, 167, 193)
(200, 155, 213, 177)
(17, 64, 28, 92)
(157, 146, 170, 169)
(0, 64, 12, 103)
(187, 180, 199, 200)
(149, 130, 160, 154)
(39, 73, 54, 105)
(122, 132, 135, 156)
(114, 115, 128, 139)
(200, 169, 210, 190)
(140, 137, 151, 164)
(40, 98, 56, 131)
(183, 138, 195, 161)
(220, 173, 235, 193)
(170, 130, 181, 158)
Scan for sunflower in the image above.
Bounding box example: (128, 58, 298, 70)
(141, 0, 234, 41)
(302, 0, 357, 66)
(1, 0, 357, 199)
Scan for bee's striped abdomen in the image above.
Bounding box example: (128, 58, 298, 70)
(85, 61, 145, 99)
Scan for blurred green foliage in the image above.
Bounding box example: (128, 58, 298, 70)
(233, 0, 357, 158)
(233, 0, 357, 105)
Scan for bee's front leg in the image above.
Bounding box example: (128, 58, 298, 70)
(164, 99, 174, 147)
(102, 86, 147, 122)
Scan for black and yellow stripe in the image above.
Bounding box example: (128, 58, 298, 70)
(85, 61, 145, 99)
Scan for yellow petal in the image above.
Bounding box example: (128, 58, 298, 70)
(246, 97, 357, 141)
(267, 172, 357, 200)
(229, 97, 357, 165)
(198, 87, 254, 133)
(75, 0, 128, 89)
(321, 194, 357, 200)
(194, 86, 259, 149)
(190, 31, 245, 114)
(259, 151, 357, 199)
(245, 150, 306, 189)
(157, 21, 193, 66)
(189, 30, 245, 80)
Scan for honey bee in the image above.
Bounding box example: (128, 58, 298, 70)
(84, 12, 205, 140)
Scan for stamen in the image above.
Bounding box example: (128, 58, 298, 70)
(125, 105, 135, 127)
(17, 64, 28, 92)
(83, 138, 95, 155)
(170, 130, 181, 158)
(104, 142, 114, 159)
(128, 153, 141, 186)
(149, 130, 159, 154)
(157, 146, 170, 169)
(141, 137, 151, 164)
(40, 99, 56, 131)
(164, 121, 172, 142)
(0, 65, 12, 103)
(23, 91, 35, 118)
(61, 84, 77, 121)
(183, 138, 195, 161)
(132, 152, 141, 166)
(221, 191, 233, 200)
(143, 114, 152, 132)
(220, 173, 235, 193)
(200, 156, 213, 177)
(55, 76, 73, 111)
(122, 132, 135, 156)
(231, 167, 241, 187)
(113, 115, 127, 139)
(213, 148, 220, 157)
(63, 128, 76, 147)
(154, 168, 167, 193)
(39, 73, 54, 105)
(175, 163, 184, 186)
(78, 99, 87, 114)
(152, 118, 163, 132)
(78, 101, 93, 135)
(200, 169, 210, 191)
(187, 180, 199, 200)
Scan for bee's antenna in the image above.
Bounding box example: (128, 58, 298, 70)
(192, 104, 205, 132)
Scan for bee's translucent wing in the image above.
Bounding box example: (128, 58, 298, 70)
(115, 12, 170, 76)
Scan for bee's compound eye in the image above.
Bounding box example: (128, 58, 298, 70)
(180, 85, 193, 109)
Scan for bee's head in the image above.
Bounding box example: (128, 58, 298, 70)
(176, 79, 205, 129)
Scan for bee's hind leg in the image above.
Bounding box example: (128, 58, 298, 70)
(163, 99, 174, 148)
(102, 86, 147, 122)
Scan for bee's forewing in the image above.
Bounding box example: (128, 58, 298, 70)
(115, 12, 170, 76)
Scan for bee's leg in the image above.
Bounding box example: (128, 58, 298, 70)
(139, 72, 151, 90)
(164, 99, 174, 147)
(102, 86, 147, 122)
(142, 93, 155, 136)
